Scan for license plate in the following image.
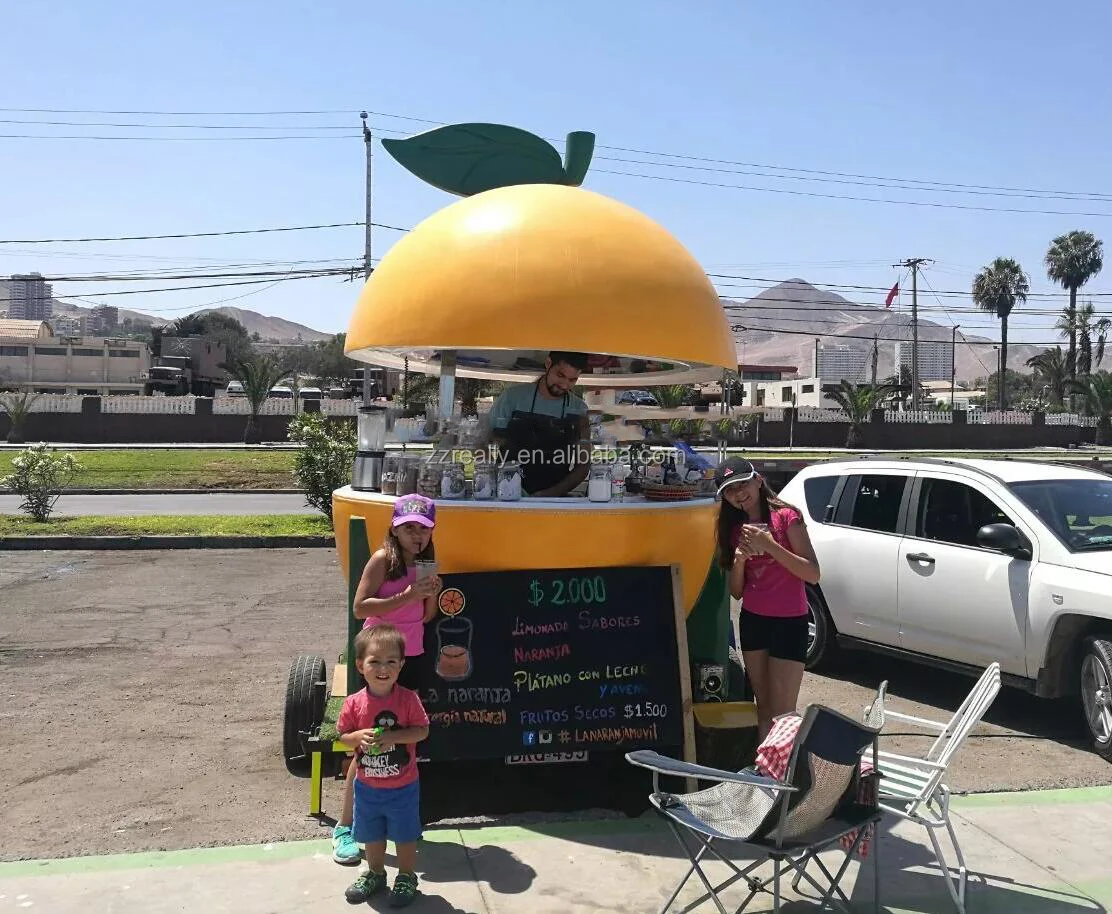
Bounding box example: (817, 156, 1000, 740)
(505, 751, 589, 765)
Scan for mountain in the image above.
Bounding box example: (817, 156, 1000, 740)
(726, 279, 1046, 385)
(192, 307, 331, 343)
(49, 300, 330, 343)
(51, 297, 169, 327)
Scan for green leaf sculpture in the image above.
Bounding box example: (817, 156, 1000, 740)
(380, 123, 595, 197)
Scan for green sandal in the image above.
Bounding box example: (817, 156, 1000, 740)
(390, 872, 420, 908)
(345, 868, 388, 904)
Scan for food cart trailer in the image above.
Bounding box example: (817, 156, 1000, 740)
(283, 123, 758, 816)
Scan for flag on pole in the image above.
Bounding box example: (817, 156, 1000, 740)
(885, 282, 899, 308)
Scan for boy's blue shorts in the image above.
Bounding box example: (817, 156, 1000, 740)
(352, 779, 421, 845)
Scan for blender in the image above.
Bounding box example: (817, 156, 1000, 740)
(352, 405, 387, 492)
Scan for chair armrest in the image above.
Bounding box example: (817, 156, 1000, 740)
(876, 750, 947, 772)
(625, 750, 797, 792)
(881, 709, 949, 731)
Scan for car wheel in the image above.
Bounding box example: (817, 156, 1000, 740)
(1080, 637, 1112, 761)
(805, 588, 834, 671)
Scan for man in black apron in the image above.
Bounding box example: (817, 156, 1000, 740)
(489, 351, 592, 497)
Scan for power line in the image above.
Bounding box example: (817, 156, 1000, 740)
(4, 103, 1111, 201)
(0, 221, 408, 244)
(595, 167, 1112, 220)
(594, 154, 1112, 203)
(706, 272, 1111, 300)
(0, 271, 347, 303)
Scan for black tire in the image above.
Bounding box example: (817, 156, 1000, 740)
(1079, 637, 1112, 762)
(283, 654, 328, 777)
(804, 587, 835, 671)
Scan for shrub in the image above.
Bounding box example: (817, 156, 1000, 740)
(0, 444, 83, 521)
(287, 413, 355, 522)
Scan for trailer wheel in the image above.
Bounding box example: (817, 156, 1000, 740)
(283, 654, 328, 777)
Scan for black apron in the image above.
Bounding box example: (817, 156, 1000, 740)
(505, 382, 582, 495)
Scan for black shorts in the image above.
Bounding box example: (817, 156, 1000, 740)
(738, 610, 809, 663)
(397, 656, 428, 695)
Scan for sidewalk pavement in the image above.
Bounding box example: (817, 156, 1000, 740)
(2, 787, 1110, 913)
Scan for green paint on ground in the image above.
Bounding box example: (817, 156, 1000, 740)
(953, 784, 1112, 807)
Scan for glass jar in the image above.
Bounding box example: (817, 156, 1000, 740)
(497, 462, 522, 501)
(472, 463, 499, 501)
(588, 464, 613, 503)
(380, 453, 400, 496)
(417, 459, 443, 499)
(440, 462, 466, 500)
(396, 456, 420, 496)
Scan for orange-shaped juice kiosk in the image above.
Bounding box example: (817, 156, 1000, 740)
(290, 125, 755, 814)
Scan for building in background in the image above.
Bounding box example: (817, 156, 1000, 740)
(6, 273, 54, 321)
(0, 321, 148, 395)
(85, 305, 119, 334)
(815, 344, 868, 383)
(895, 340, 954, 382)
(50, 314, 84, 336)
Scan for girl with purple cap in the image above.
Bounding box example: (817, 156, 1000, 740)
(714, 457, 821, 741)
(331, 494, 442, 866)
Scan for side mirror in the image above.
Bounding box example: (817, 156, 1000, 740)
(977, 523, 1031, 559)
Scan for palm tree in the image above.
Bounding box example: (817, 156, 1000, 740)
(972, 258, 1029, 411)
(1046, 231, 1104, 402)
(1056, 301, 1110, 381)
(1069, 371, 1112, 446)
(883, 364, 928, 410)
(224, 355, 286, 443)
(0, 389, 40, 444)
(826, 381, 895, 448)
(1026, 347, 1069, 408)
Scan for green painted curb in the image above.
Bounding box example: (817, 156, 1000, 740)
(5, 782, 1112, 879)
(952, 784, 1112, 807)
(0, 819, 659, 877)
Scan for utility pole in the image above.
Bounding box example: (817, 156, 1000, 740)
(813, 337, 821, 378)
(360, 111, 374, 407)
(893, 258, 932, 409)
(870, 333, 879, 387)
(950, 325, 960, 410)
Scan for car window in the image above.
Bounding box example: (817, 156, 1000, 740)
(803, 475, 839, 523)
(915, 478, 1014, 548)
(846, 474, 908, 533)
(1010, 478, 1112, 551)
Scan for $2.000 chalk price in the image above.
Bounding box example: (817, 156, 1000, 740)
(527, 575, 608, 607)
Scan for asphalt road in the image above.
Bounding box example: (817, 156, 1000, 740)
(0, 492, 315, 515)
(1, 549, 1108, 862)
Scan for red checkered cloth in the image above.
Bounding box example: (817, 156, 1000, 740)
(753, 714, 875, 859)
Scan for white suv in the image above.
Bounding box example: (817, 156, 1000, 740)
(778, 457, 1112, 760)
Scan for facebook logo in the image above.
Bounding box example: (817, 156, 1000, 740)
(522, 731, 537, 746)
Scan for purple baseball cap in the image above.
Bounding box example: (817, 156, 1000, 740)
(392, 494, 436, 528)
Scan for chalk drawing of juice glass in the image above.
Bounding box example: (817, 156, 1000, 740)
(435, 616, 473, 682)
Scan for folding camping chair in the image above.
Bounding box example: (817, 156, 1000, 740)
(627, 704, 882, 914)
(856, 662, 1001, 914)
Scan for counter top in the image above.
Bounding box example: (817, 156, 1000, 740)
(334, 486, 714, 510)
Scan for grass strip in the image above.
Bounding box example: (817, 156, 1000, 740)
(0, 449, 298, 490)
(0, 513, 331, 537)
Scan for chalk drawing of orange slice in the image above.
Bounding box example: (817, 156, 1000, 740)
(438, 588, 466, 617)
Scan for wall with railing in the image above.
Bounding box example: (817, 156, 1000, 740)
(1, 395, 1104, 446)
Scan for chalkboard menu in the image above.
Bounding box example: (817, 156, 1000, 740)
(413, 565, 686, 762)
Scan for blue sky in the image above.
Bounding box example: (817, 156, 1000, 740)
(1, 0, 1110, 346)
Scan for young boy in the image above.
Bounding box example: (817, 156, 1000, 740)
(337, 623, 430, 907)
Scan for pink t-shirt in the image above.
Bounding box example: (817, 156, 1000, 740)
(733, 507, 808, 618)
(362, 564, 425, 656)
(337, 685, 429, 789)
